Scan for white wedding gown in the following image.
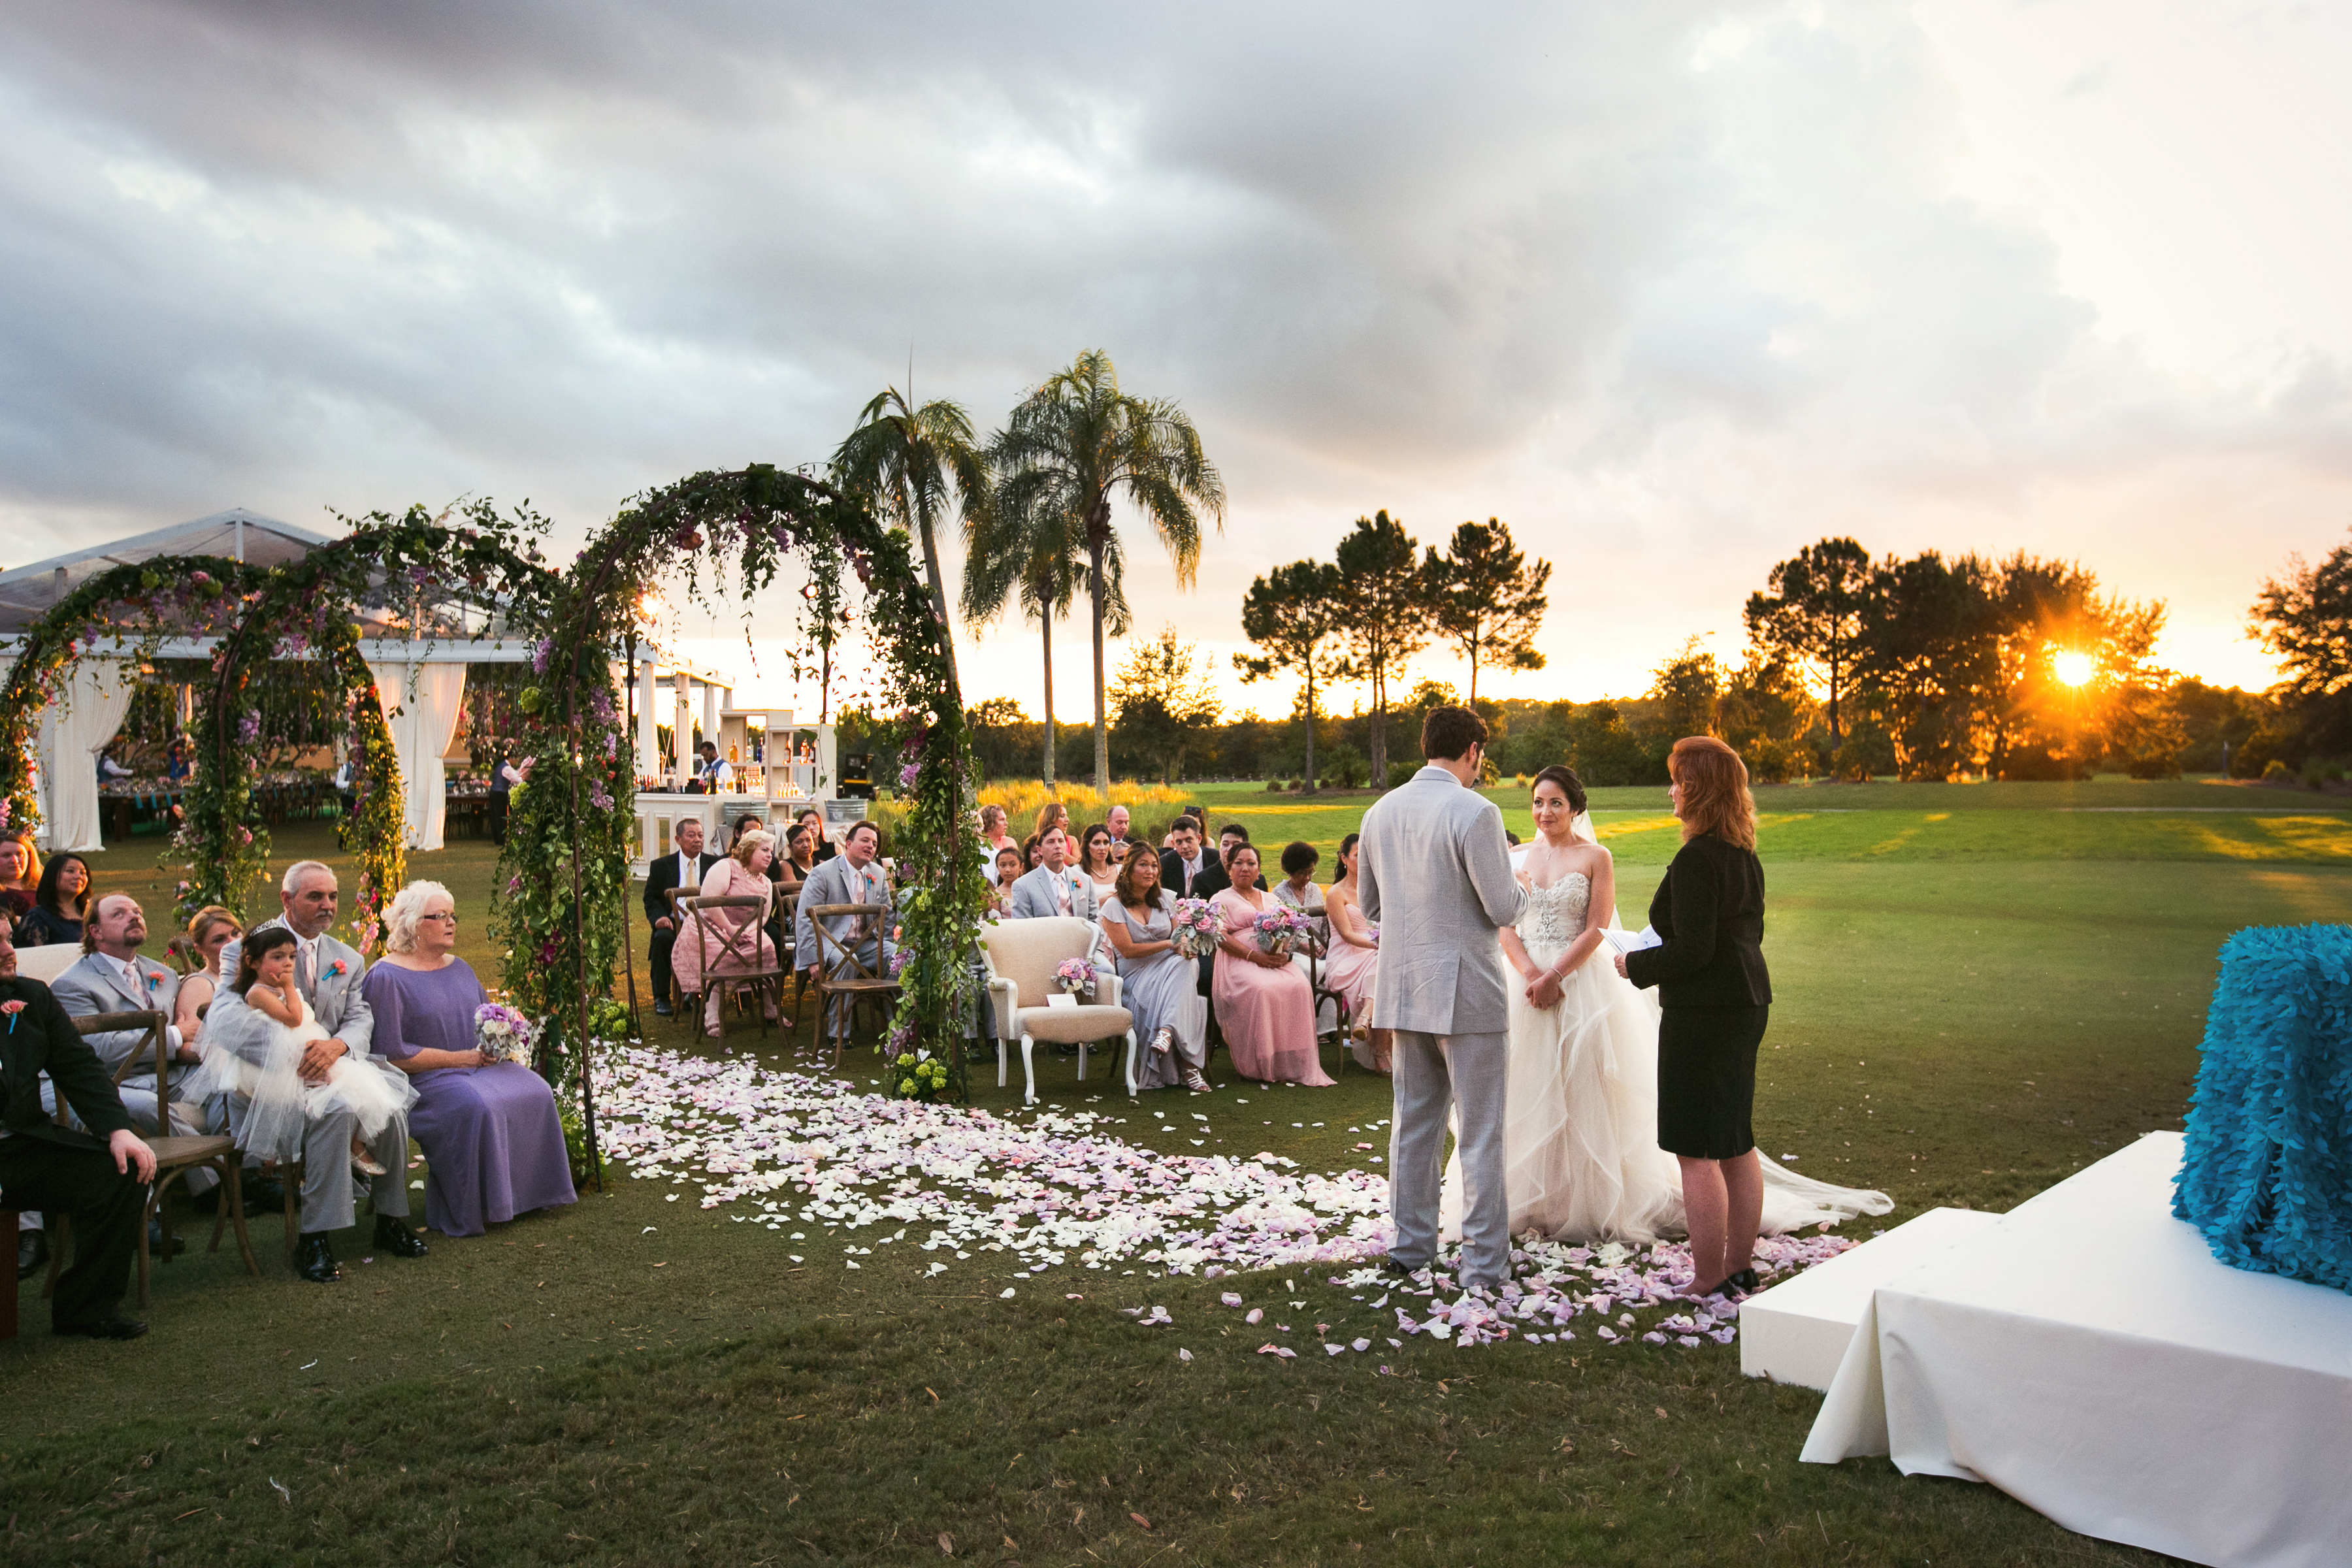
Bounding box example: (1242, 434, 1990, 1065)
(1439, 872, 1890, 1246)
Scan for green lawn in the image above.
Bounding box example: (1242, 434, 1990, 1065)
(7, 790, 2342, 1565)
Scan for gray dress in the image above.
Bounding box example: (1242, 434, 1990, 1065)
(1107, 894, 1209, 1088)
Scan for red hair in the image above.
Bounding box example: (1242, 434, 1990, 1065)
(1669, 736, 1756, 851)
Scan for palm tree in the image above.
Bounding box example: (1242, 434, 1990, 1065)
(832, 385, 991, 702)
(959, 490, 1125, 787)
(990, 350, 1224, 790)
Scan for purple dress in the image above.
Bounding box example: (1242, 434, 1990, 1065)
(361, 958, 577, 1238)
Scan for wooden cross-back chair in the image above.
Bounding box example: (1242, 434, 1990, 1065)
(45, 1009, 259, 1308)
(685, 893, 786, 1041)
(806, 904, 900, 1068)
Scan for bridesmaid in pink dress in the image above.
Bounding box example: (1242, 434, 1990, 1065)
(1321, 832, 1389, 1072)
(1211, 844, 1335, 1087)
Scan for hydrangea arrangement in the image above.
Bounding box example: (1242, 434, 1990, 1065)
(474, 1002, 536, 1066)
(1252, 906, 1316, 957)
(893, 1049, 951, 1101)
(1169, 898, 1221, 958)
(1054, 957, 1094, 996)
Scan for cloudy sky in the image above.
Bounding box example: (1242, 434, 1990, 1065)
(4, 1, 2349, 719)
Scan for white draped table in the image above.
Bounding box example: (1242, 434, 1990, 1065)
(1801, 1132, 2352, 1567)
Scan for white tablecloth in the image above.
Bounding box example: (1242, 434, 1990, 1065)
(1802, 1132, 2352, 1567)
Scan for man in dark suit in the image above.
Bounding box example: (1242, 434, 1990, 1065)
(1160, 819, 1233, 1000)
(0, 909, 155, 1339)
(645, 816, 723, 1017)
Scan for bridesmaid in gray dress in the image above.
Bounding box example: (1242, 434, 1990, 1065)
(1099, 852, 1211, 1093)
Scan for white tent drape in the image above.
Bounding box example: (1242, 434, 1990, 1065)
(38, 659, 137, 853)
(367, 660, 467, 852)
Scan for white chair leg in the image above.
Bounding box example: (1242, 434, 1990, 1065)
(1021, 1032, 1038, 1105)
(998, 1036, 1009, 1089)
(1124, 1029, 1139, 1097)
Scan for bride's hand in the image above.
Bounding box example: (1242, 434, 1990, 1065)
(1526, 973, 1563, 1010)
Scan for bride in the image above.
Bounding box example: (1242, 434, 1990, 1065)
(1441, 764, 1887, 1247)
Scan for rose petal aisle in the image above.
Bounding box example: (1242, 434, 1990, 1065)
(595, 1045, 1863, 1352)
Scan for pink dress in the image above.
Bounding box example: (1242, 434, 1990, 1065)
(1211, 887, 1335, 1086)
(1321, 890, 1379, 1028)
(666, 858, 778, 996)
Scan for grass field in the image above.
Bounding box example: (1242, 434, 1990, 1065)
(7, 780, 2347, 1565)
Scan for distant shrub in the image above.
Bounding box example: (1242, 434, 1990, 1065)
(1387, 761, 1419, 789)
(2263, 759, 2293, 781)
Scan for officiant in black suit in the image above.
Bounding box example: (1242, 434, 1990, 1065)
(0, 909, 156, 1340)
(645, 817, 724, 1018)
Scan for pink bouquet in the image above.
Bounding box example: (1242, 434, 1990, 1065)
(1252, 906, 1315, 957)
(474, 1002, 534, 1065)
(1053, 957, 1094, 996)
(1169, 898, 1222, 958)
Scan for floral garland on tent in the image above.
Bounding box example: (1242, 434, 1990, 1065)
(495, 463, 983, 1175)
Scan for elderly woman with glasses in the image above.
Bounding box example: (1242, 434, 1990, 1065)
(359, 881, 576, 1239)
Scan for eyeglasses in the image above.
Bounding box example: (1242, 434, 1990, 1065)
(419, 911, 459, 923)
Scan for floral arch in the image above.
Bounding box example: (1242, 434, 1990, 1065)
(495, 465, 983, 1171)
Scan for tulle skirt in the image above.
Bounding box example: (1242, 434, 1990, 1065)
(1440, 939, 1889, 1245)
(188, 1019, 417, 1164)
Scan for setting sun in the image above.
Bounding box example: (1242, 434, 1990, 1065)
(2051, 650, 2095, 687)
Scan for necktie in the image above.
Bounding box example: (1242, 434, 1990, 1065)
(297, 941, 315, 1000)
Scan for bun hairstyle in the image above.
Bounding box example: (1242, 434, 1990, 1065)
(1531, 764, 1588, 816)
(234, 925, 299, 998)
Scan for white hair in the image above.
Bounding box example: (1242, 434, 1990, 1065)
(383, 881, 454, 955)
(281, 860, 337, 895)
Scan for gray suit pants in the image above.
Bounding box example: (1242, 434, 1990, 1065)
(299, 1110, 412, 1235)
(1390, 1029, 1509, 1288)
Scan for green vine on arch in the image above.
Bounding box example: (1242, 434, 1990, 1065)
(197, 502, 559, 943)
(496, 463, 984, 1162)
(0, 555, 256, 873)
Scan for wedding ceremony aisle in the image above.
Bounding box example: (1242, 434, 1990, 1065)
(5, 781, 2347, 1565)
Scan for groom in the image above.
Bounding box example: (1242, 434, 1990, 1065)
(1358, 705, 1526, 1290)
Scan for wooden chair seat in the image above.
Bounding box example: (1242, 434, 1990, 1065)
(46, 1009, 259, 1307)
(808, 902, 900, 1067)
(686, 892, 785, 1041)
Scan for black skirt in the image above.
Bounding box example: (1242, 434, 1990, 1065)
(1656, 1004, 1767, 1160)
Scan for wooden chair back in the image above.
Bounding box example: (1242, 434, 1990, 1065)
(685, 893, 783, 1040)
(806, 904, 898, 1064)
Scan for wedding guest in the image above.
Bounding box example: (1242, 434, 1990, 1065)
(979, 805, 1016, 856)
(1211, 844, 1333, 1086)
(487, 750, 521, 845)
(171, 906, 244, 1043)
(1269, 840, 1326, 938)
(1217, 823, 1252, 864)
(206, 860, 422, 1282)
(1021, 834, 1045, 873)
(774, 824, 815, 898)
(670, 830, 785, 1035)
(1032, 801, 1071, 843)
(1075, 823, 1120, 909)
(794, 821, 895, 1051)
(1619, 736, 1772, 1299)
(1105, 804, 1132, 843)
(1323, 833, 1388, 1071)
(987, 846, 1026, 916)
(644, 817, 721, 1019)
(164, 736, 192, 785)
(731, 812, 766, 850)
(794, 808, 838, 865)
(1100, 850, 1211, 1093)
(0, 835, 37, 923)
(364, 882, 576, 1239)
(52, 894, 222, 1158)
(1007, 826, 1098, 921)
(1159, 819, 1225, 900)
(18, 852, 92, 947)
(0, 908, 157, 1339)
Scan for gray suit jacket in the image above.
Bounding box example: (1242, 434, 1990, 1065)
(212, 919, 376, 1068)
(50, 951, 184, 1081)
(1007, 864, 1097, 923)
(1358, 765, 1527, 1036)
(792, 854, 892, 968)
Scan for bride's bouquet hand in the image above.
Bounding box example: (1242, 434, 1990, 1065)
(1525, 972, 1563, 1010)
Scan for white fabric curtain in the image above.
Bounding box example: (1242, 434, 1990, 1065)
(367, 660, 468, 852)
(39, 659, 137, 853)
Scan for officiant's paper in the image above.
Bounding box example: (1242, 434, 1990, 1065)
(1603, 925, 1662, 956)
(1043, 992, 1077, 1009)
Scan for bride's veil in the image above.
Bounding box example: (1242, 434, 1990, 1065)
(1568, 810, 1599, 847)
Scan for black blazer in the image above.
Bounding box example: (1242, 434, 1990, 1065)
(1160, 849, 1228, 901)
(0, 975, 134, 1152)
(1624, 832, 1771, 1008)
(644, 849, 724, 926)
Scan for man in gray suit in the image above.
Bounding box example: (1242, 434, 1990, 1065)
(209, 860, 424, 1282)
(50, 894, 223, 1181)
(1005, 826, 1098, 922)
(1358, 706, 1526, 1291)
(793, 821, 896, 1049)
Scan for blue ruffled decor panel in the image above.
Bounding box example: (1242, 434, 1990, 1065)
(2174, 923, 2352, 1293)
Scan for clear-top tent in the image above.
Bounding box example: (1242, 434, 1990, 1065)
(0, 508, 831, 859)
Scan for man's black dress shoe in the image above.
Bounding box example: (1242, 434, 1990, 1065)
(16, 1228, 48, 1280)
(374, 1215, 429, 1258)
(295, 1232, 342, 1283)
(653, 999, 675, 1017)
(1726, 1267, 1761, 1297)
(62, 1314, 149, 1341)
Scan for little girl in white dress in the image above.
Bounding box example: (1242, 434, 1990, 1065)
(193, 926, 416, 1169)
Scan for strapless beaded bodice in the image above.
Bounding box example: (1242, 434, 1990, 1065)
(1516, 873, 1591, 951)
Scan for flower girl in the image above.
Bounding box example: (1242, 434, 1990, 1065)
(209, 926, 416, 1172)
